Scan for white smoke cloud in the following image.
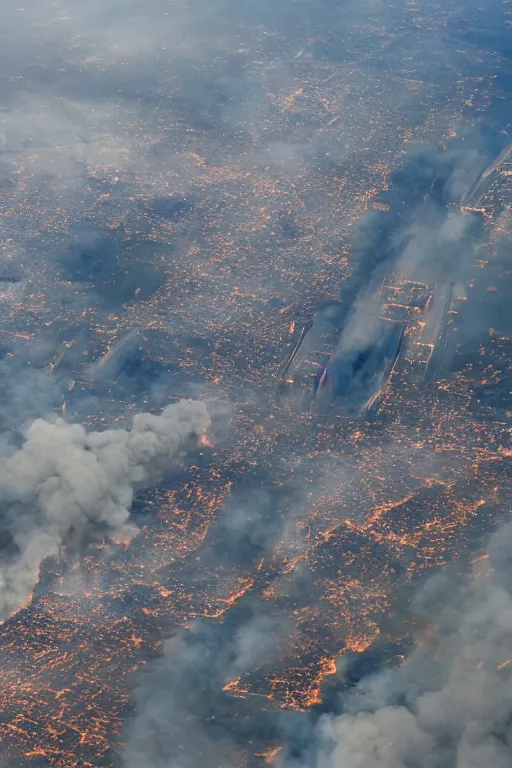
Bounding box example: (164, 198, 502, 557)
(290, 523, 512, 768)
(227, 612, 285, 680)
(0, 399, 209, 622)
(319, 707, 435, 768)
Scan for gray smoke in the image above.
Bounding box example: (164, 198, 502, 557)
(287, 522, 512, 768)
(0, 399, 209, 622)
(124, 608, 286, 768)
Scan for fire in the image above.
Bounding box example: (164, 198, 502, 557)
(223, 677, 241, 692)
(109, 525, 138, 547)
(200, 433, 215, 449)
(24, 748, 48, 758)
(204, 579, 255, 619)
(302, 656, 339, 707)
(255, 746, 283, 765)
(1, 139, 510, 767)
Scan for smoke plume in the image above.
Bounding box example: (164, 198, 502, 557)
(285, 522, 512, 768)
(124, 606, 286, 768)
(0, 399, 209, 622)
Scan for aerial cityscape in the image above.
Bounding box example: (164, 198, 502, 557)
(0, 0, 511, 766)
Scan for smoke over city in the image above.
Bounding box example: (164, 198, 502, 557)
(124, 609, 288, 768)
(0, 0, 510, 765)
(122, 512, 512, 768)
(0, 399, 209, 621)
(280, 523, 512, 768)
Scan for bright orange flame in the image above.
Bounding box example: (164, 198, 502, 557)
(200, 433, 214, 448)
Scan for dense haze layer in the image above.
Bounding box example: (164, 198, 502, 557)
(0, 0, 510, 766)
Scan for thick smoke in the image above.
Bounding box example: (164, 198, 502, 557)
(0, 399, 209, 622)
(284, 522, 512, 768)
(0, 0, 508, 764)
(124, 607, 286, 768)
(122, 512, 512, 768)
